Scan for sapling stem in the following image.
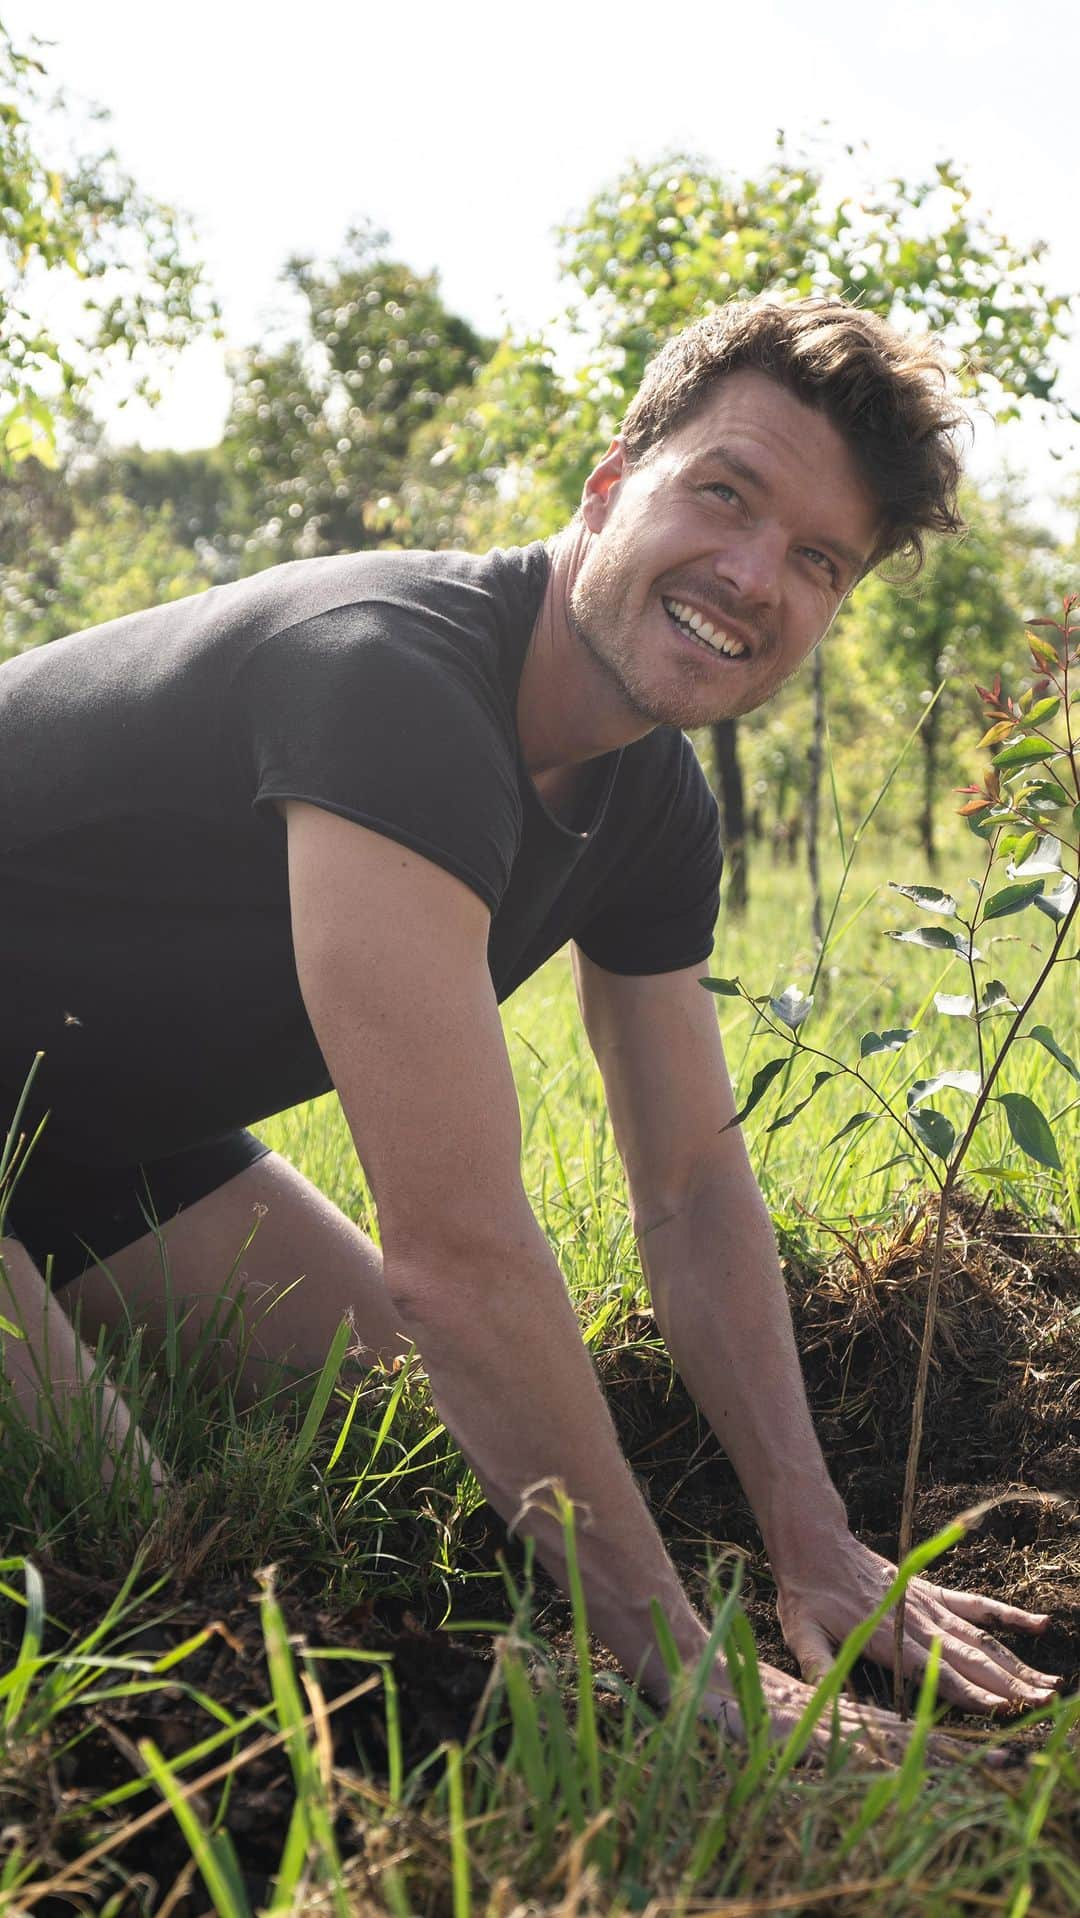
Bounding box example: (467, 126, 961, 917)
(891, 606, 1078, 1711)
(710, 599, 1077, 1725)
(891, 873, 1078, 1702)
(760, 686, 946, 1175)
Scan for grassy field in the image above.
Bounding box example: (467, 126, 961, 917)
(1, 838, 1078, 1915)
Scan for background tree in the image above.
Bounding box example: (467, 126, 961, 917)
(849, 491, 1042, 868)
(221, 224, 493, 567)
(0, 18, 215, 467)
(403, 140, 1076, 909)
(1, 480, 211, 657)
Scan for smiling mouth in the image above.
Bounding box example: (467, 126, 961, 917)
(662, 597, 750, 659)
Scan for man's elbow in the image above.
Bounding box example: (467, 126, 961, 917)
(632, 1162, 776, 1263)
(381, 1204, 542, 1329)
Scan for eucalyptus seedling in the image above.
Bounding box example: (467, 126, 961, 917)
(702, 594, 1079, 1709)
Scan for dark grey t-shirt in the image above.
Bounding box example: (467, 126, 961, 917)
(0, 543, 721, 1168)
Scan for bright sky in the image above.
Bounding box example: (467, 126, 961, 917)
(7, 0, 1080, 513)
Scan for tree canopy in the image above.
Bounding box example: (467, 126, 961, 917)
(394, 141, 1076, 552)
(0, 17, 215, 468)
(221, 225, 493, 568)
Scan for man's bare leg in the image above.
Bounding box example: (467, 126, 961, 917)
(0, 1236, 165, 1487)
(64, 1150, 410, 1405)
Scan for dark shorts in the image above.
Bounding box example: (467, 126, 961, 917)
(2, 1130, 272, 1290)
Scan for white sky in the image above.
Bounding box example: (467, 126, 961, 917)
(7, 0, 1080, 514)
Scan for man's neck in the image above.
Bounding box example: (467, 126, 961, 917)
(517, 525, 656, 779)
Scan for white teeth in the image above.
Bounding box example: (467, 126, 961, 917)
(664, 598, 748, 659)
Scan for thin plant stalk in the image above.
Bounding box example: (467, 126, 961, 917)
(892, 872, 1078, 1708)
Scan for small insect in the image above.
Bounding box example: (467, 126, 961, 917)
(62, 1011, 83, 1027)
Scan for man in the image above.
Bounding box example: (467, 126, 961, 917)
(0, 298, 1058, 1744)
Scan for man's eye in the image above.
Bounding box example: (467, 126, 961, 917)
(706, 482, 738, 504)
(803, 547, 839, 584)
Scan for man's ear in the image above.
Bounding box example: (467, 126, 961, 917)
(580, 437, 627, 532)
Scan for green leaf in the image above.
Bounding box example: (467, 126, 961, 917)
(886, 926, 981, 959)
(868, 1151, 916, 1177)
(1033, 874, 1077, 922)
(700, 975, 741, 996)
(826, 1111, 877, 1147)
(769, 984, 814, 1030)
(1009, 834, 1061, 876)
(908, 1107, 956, 1161)
(1005, 829, 1038, 867)
(933, 992, 974, 1017)
(860, 1026, 916, 1056)
(1073, 802, 1080, 837)
(1023, 696, 1061, 726)
(887, 883, 957, 917)
(723, 1057, 789, 1131)
(907, 1071, 981, 1109)
(982, 879, 1046, 920)
(909, 1104, 959, 1158)
(765, 1070, 836, 1133)
(995, 1092, 1061, 1171)
(992, 736, 1058, 770)
(979, 979, 1017, 1014)
(1021, 780, 1071, 812)
(996, 830, 1027, 864)
(1026, 632, 1061, 669)
(1027, 1024, 1080, 1082)
(966, 807, 1004, 842)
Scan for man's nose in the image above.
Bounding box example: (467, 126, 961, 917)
(713, 527, 784, 611)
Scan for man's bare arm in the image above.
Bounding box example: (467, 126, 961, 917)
(573, 948, 1058, 1713)
(283, 802, 712, 1700)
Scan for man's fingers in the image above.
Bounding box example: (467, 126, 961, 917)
(786, 1619, 836, 1685)
(876, 1616, 1059, 1713)
(931, 1583, 1052, 1635)
(909, 1587, 1061, 1696)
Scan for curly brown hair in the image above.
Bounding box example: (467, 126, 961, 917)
(619, 298, 968, 576)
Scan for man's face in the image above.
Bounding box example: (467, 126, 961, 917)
(568, 369, 880, 731)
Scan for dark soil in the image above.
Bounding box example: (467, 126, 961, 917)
(3, 1194, 1077, 1913)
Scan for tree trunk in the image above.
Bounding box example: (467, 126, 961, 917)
(806, 646, 826, 950)
(709, 718, 748, 914)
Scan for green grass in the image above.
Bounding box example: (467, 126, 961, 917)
(1, 837, 1077, 1914)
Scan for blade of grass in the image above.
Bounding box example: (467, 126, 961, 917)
(139, 1738, 253, 1918)
(291, 1317, 352, 1464)
(2, 1558, 44, 1731)
(445, 1741, 472, 1918)
(558, 1489, 601, 1816)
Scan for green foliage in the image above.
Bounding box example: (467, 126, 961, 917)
(386, 138, 1074, 874)
(395, 137, 1075, 557)
(558, 144, 1074, 419)
(1, 487, 211, 655)
(221, 224, 492, 565)
(702, 592, 1079, 1694)
(0, 20, 215, 467)
(706, 594, 1079, 1186)
(838, 491, 1041, 863)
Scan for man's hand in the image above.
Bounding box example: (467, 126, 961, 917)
(701, 1657, 973, 1762)
(775, 1531, 1059, 1713)
(572, 955, 1063, 1723)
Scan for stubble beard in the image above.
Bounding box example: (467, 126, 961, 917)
(569, 554, 782, 732)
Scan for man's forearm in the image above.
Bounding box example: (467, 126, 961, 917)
(636, 1175, 848, 1570)
(387, 1221, 711, 1696)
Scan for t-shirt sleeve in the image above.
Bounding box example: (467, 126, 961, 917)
(573, 736, 723, 976)
(230, 602, 522, 913)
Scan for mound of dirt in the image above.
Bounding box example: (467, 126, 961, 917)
(589, 1190, 1079, 1689)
